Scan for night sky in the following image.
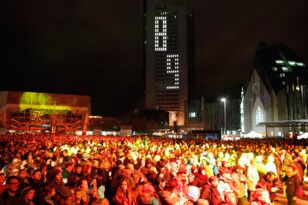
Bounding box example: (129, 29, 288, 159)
(1, 0, 308, 116)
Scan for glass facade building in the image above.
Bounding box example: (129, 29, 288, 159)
(242, 42, 308, 137)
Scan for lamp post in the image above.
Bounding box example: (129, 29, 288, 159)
(221, 98, 226, 135)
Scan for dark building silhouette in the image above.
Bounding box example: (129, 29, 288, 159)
(205, 97, 241, 135)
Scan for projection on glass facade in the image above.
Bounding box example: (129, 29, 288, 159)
(0, 91, 90, 134)
(144, 0, 195, 126)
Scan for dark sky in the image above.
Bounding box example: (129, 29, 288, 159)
(1, 0, 308, 116)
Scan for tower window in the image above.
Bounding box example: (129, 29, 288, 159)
(189, 112, 196, 118)
(282, 66, 291, 72)
(275, 60, 284, 65)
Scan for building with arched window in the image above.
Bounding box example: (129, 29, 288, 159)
(241, 42, 308, 137)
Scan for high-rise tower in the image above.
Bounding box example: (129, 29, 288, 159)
(144, 0, 195, 127)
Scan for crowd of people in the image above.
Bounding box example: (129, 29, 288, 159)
(0, 133, 307, 205)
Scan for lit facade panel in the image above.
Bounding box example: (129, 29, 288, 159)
(0, 91, 91, 133)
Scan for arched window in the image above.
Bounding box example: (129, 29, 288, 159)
(256, 106, 264, 125)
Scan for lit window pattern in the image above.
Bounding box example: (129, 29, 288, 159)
(167, 86, 179, 89)
(287, 61, 305, 67)
(166, 54, 179, 90)
(282, 66, 290, 72)
(256, 106, 264, 125)
(288, 61, 296, 66)
(154, 16, 167, 51)
(240, 88, 245, 133)
(272, 67, 278, 71)
(189, 112, 196, 118)
(275, 60, 284, 64)
(296, 86, 300, 91)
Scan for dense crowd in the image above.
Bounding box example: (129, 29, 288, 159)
(0, 133, 307, 205)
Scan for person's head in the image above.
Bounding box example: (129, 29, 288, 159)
(220, 173, 233, 182)
(199, 166, 206, 176)
(83, 164, 92, 174)
(92, 160, 99, 168)
(58, 186, 73, 205)
(32, 169, 42, 181)
(27, 154, 33, 161)
(50, 170, 62, 183)
(265, 171, 276, 182)
(22, 186, 35, 201)
(65, 162, 74, 172)
(224, 192, 237, 205)
(74, 164, 83, 174)
(45, 184, 56, 197)
(286, 165, 297, 176)
(123, 168, 133, 178)
(62, 150, 68, 157)
(0, 171, 5, 183)
(164, 179, 178, 191)
(77, 179, 88, 191)
(145, 159, 153, 168)
(177, 167, 188, 184)
(18, 169, 28, 179)
(249, 158, 255, 166)
(170, 161, 178, 173)
(126, 163, 135, 171)
(209, 176, 218, 187)
(234, 165, 244, 173)
(91, 198, 110, 205)
(196, 199, 209, 205)
(6, 176, 20, 193)
(119, 178, 129, 192)
(142, 183, 155, 194)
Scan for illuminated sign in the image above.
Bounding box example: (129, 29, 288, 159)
(154, 16, 167, 51)
(154, 15, 179, 90)
(166, 54, 179, 89)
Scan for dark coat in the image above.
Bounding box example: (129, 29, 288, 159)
(284, 174, 301, 197)
(27, 177, 45, 205)
(0, 189, 24, 205)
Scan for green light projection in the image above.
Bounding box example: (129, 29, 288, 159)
(19, 92, 72, 114)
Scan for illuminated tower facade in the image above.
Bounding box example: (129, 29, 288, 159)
(144, 0, 195, 127)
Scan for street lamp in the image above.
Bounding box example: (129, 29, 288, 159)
(221, 98, 226, 135)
